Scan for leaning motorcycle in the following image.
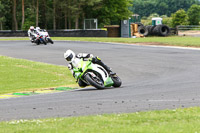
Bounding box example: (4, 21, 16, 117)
(73, 58, 122, 89)
(38, 30, 54, 44)
(34, 34, 47, 45)
(44, 35, 54, 44)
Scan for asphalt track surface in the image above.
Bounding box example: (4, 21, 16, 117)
(0, 41, 200, 121)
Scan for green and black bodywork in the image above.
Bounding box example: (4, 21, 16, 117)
(72, 59, 121, 89)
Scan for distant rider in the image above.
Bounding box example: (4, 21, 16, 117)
(35, 27, 41, 33)
(64, 49, 115, 87)
(28, 26, 37, 43)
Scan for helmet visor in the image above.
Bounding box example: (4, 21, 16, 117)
(66, 53, 73, 61)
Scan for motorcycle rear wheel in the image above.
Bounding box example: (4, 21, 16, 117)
(35, 39, 40, 45)
(111, 75, 122, 87)
(85, 74, 105, 89)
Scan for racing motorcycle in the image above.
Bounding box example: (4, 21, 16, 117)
(38, 29, 54, 44)
(73, 58, 122, 89)
(32, 29, 53, 45)
(33, 33, 47, 45)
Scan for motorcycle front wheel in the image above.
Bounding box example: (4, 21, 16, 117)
(48, 38, 54, 44)
(40, 38, 47, 45)
(85, 74, 105, 89)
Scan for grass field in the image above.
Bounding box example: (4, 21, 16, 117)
(0, 36, 200, 47)
(0, 107, 200, 133)
(0, 56, 76, 94)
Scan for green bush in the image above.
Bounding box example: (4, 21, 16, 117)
(171, 9, 189, 27)
(187, 4, 200, 25)
(141, 14, 173, 27)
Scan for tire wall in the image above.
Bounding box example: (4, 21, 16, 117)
(151, 25, 170, 36)
(137, 24, 170, 37)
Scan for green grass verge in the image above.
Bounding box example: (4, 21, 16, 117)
(53, 36, 200, 47)
(0, 37, 28, 41)
(0, 107, 200, 133)
(0, 56, 76, 94)
(0, 36, 200, 47)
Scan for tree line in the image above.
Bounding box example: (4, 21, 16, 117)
(140, 4, 200, 28)
(131, 0, 200, 28)
(171, 4, 200, 27)
(0, 0, 132, 30)
(130, 0, 200, 17)
(1, 0, 200, 31)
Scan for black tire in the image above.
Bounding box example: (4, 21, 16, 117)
(35, 39, 40, 45)
(138, 26, 148, 36)
(111, 75, 122, 87)
(48, 38, 54, 44)
(145, 25, 154, 36)
(152, 25, 170, 36)
(160, 25, 170, 36)
(41, 38, 47, 45)
(85, 74, 105, 89)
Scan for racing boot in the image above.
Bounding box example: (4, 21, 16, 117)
(105, 67, 116, 76)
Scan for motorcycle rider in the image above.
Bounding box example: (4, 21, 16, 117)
(35, 27, 41, 33)
(28, 26, 37, 43)
(64, 49, 115, 87)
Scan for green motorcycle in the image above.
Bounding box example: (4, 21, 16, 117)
(73, 58, 122, 89)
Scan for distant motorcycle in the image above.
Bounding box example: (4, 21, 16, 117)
(32, 29, 54, 45)
(33, 33, 47, 45)
(38, 29, 54, 44)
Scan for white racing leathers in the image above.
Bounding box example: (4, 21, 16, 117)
(27, 29, 37, 41)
